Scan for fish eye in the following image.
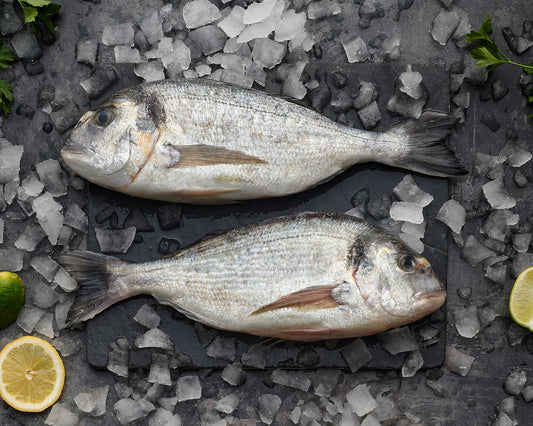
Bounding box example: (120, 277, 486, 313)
(398, 254, 417, 272)
(93, 108, 114, 127)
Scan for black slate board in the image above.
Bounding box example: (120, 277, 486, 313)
(84, 63, 452, 370)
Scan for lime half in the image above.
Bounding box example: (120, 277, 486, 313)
(0, 271, 25, 330)
(509, 267, 533, 331)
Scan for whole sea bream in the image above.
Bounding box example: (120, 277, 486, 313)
(59, 212, 446, 341)
(61, 79, 465, 204)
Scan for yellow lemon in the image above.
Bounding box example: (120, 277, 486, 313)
(0, 336, 65, 412)
(0, 271, 25, 330)
(509, 267, 533, 331)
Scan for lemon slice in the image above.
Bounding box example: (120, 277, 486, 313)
(509, 267, 533, 331)
(0, 336, 65, 412)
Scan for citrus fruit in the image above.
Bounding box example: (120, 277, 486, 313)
(0, 271, 25, 330)
(0, 336, 65, 412)
(509, 266, 533, 331)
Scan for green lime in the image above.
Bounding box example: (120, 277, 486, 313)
(0, 272, 25, 329)
(509, 267, 533, 332)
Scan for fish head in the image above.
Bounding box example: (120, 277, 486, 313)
(61, 88, 163, 189)
(353, 238, 446, 322)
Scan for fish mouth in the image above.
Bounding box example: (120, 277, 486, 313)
(416, 289, 447, 301)
(61, 146, 93, 160)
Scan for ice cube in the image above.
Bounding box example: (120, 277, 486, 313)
(10, 28, 42, 59)
(0, 145, 23, 184)
(34, 312, 55, 338)
(522, 386, 533, 402)
(102, 22, 135, 46)
(140, 10, 164, 46)
(237, 22, 273, 43)
(21, 173, 44, 198)
(134, 304, 161, 329)
(206, 336, 236, 361)
(221, 362, 246, 386)
(107, 337, 130, 378)
(30, 255, 59, 282)
(461, 235, 496, 266)
(215, 393, 239, 414)
(240, 342, 266, 369)
(75, 385, 109, 416)
(346, 384, 378, 417)
(393, 175, 434, 206)
(504, 368, 527, 396)
(148, 352, 171, 386)
(387, 67, 428, 118)
(163, 40, 192, 78)
(63, 203, 88, 233)
(357, 101, 381, 130)
(183, 0, 221, 29)
(53, 267, 78, 292)
(390, 201, 425, 224)
(44, 403, 79, 425)
(378, 326, 418, 355)
(282, 61, 308, 99)
(274, 10, 306, 42)
(149, 408, 181, 426)
(483, 179, 516, 210)
(33, 281, 60, 309)
(353, 81, 378, 110)
(511, 253, 533, 278)
(402, 350, 424, 378)
(307, 0, 342, 19)
(54, 293, 75, 330)
(399, 231, 425, 254)
(114, 46, 142, 63)
(218, 7, 245, 38)
(271, 369, 311, 391)
(135, 328, 174, 350)
(243, 0, 277, 25)
(95, 226, 136, 254)
(176, 375, 202, 401)
(189, 25, 227, 55)
(52, 332, 83, 357)
(17, 306, 45, 333)
(444, 345, 474, 376)
(436, 199, 466, 234)
(257, 394, 282, 425)
(481, 210, 519, 242)
(15, 221, 46, 251)
(76, 39, 98, 66)
(252, 38, 285, 69)
(114, 398, 147, 425)
(500, 142, 532, 167)
(35, 159, 67, 197)
(135, 61, 165, 82)
(454, 305, 480, 338)
(430, 9, 460, 46)
(340, 338, 372, 373)
(342, 36, 370, 63)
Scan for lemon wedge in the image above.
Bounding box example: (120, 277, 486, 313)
(509, 267, 533, 332)
(0, 336, 65, 412)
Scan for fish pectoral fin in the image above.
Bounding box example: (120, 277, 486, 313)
(167, 144, 268, 168)
(250, 283, 349, 316)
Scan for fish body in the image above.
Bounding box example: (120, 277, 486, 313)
(61, 79, 465, 204)
(59, 212, 446, 341)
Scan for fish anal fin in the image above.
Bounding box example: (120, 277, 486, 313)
(250, 284, 345, 316)
(168, 144, 268, 168)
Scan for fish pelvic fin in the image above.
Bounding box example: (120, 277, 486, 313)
(385, 111, 468, 177)
(57, 251, 133, 327)
(250, 284, 345, 316)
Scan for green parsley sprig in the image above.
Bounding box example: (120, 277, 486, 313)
(0, 40, 17, 117)
(17, 0, 62, 38)
(465, 13, 533, 111)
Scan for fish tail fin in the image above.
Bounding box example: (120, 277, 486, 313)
(384, 111, 468, 177)
(58, 251, 133, 327)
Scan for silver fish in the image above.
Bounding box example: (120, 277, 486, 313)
(58, 212, 446, 342)
(61, 79, 465, 204)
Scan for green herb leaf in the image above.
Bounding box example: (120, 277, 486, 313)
(20, 4, 38, 23)
(0, 79, 13, 117)
(36, 3, 61, 37)
(0, 45, 17, 69)
(465, 12, 493, 43)
(20, 0, 51, 7)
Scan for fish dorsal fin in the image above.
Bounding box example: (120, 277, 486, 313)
(250, 282, 351, 316)
(165, 144, 268, 168)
